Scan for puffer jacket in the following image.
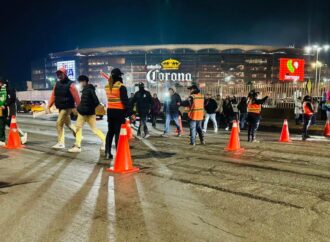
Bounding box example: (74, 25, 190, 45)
(77, 84, 100, 116)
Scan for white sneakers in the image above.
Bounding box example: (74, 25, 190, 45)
(68, 145, 81, 153)
(0, 141, 6, 147)
(21, 133, 28, 145)
(52, 143, 65, 149)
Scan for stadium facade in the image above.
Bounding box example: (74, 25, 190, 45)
(31, 44, 310, 91)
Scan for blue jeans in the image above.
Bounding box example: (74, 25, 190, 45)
(164, 113, 181, 134)
(240, 113, 247, 129)
(190, 120, 204, 144)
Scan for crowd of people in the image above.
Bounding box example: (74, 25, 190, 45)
(2, 66, 329, 158)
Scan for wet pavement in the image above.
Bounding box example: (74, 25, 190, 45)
(0, 115, 330, 242)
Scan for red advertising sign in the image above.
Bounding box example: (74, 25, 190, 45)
(279, 58, 305, 81)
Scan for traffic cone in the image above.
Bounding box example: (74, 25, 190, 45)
(324, 120, 330, 137)
(5, 116, 24, 149)
(106, 124, 139, 174)
(225, 121, 244, 152)
(125, 118, 134, 140)
(279, 119, 291, 143)
(176, 116, 184, 135)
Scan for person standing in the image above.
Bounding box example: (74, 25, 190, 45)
(131, 82, 152, 138)
(302, 95, 314, 141)
(222, 97, 232, 131)
(47, 67, 80, 149)
(0, 78, 8, 146)
(215, 94, 223, 128)
(151, 93, 161, 128)
(181, 85, 205, 146)
(246, 90, 268, 142)
(325, 93, 330, 121)
(162, 88, 182, 137)
(69, 75, 106, 153)
(105, 68, 129, 159)
(230, 96, 239, 124)
(311, 97, 319, 125)
(203, 93, 218, 133)
(238, 97, 248, 129)
(294, 97, 303, 125)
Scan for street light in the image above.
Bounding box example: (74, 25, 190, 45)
(304, 44, 329, 95)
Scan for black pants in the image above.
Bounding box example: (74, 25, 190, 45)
(151, 113, 158, 127)
(247, 115, 260, 141)
(302, 114, 312, 139)
(0, 117, 6, 142)
(106, 109, 126, 155)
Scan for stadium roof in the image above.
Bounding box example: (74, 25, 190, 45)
(49, 44, 301, 58)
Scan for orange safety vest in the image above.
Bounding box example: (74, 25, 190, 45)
(303, 102, 313, 116)
(188, 93, 204, 121)
(105, 81, 125, 110)
(247, 101, 261, 114)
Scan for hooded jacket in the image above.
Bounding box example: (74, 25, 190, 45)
(77, 84, 100, 116)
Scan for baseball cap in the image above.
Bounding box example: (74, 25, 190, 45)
(56, 67, 68, 76)
(111, 68, 124, 76)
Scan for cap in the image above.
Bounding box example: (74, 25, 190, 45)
(138, 82, 145, 88)
(111, 68, 124, 77)
(56, 67, 67, 76)
(187, 84, 199, 90)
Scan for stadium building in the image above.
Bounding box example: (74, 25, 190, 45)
(31, 44, 310, 91)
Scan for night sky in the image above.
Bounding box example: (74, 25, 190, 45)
(1, 0, 330, 90)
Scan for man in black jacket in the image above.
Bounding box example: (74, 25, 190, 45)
(69, 75, 105, 153)
(131, 82, 152, 138)
(202, 93, 218, 133)
(162, 88, 182, 137)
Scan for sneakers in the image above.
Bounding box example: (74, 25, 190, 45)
(0, 141, 6, 147)
(105, 153, 113, 160)
(189, 142, 196, 146)
(68, 145, 81, 153)
(225, 127, 229, 131)
(144, 134, 150, 139)
(202, 129, 207, 133)
(100, 142, 106, 151)
(21, 133, 28, 145)
(161, 133, 169, 138)
(214, 128, 218, 133)
(201, 140, 206, 145)
(177, 133, 182, 137)
(52, 143, 65, 149)
(251, 139, 260, 143)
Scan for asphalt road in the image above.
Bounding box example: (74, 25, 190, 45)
(0, 115, 330, 242)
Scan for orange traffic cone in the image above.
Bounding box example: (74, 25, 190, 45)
(5, 116, 24, 149)
(324, 120, 330, 137)
(106, 124, 139, 174)
(125, 118, 134, 140)
(279, 119, 291, 142)
(176, 116, 184, 135)
(225, 121, 244, 152)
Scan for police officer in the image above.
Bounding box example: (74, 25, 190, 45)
(130, 82, 152, 138)
(105, 68, 129, 159)
(246, 90, 268, 142)
(48, 67, 80, 149)
(302, 95, 314, 141)
(181, 84, 205, 146)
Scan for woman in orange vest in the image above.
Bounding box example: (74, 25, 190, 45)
(302, 95, 314, 141)
(246, 90, 268, 142)
(181, 84, 205, 146)
(105, 68, 129, 159)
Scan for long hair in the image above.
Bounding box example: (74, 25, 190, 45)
(108, 75, 122, 91)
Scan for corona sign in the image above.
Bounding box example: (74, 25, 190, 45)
(146, 58, 192, 84)
(279, 58, 305, 82)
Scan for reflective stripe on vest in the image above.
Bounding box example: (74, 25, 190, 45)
(247, 102, 261, 114)
(105, 82, 125, 109)
(303, 102, 313, 116)
(188, 93, 204, 120)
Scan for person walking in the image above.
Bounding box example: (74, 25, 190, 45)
(104, 68, 129, 159)
(151, 93, 161, 128)
(181, 84, 205, 146)
(294, 97, 303, 125)
(131, 82, 152, 138)
(302, 95, 314, 141)
(325, 92, 330, 121)
(311, 97, 319, 125)
(246, 90, 268, 142)
(215, 94, 223, 128)
(47, 67, 80, 149)
(238, 97, 248, 129)
(0, 78, 8, 146)
(222, 97, 232, 130)
(162, 88, 182, 137)
(69, 75, 106, 153)
(203, 93, 218, 133)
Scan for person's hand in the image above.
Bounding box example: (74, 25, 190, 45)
(45, 106, 51, 114)
(72, 108, 78, 116)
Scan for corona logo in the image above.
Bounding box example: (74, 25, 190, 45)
(161, 59, 181, 70)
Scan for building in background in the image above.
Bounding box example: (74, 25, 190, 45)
(31, 44, 312, 92)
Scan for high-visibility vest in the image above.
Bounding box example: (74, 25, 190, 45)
(303, 102, 313, 116)
(188, 93, 204, 121)
(247, 101, 261, 114)
(105, 81, 125, 110)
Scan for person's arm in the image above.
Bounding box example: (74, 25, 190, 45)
(213, 100, 218, 113)
(70, 84, 81, 106)
(181, 96, 193, 107)
(48, 85, 56, 108)
(91, 89, 100, 108)
(119, 85, 129, 110)
(307, 103, 314, 113)
(255, 96, 268, 105)
(6, 88, 16, 106)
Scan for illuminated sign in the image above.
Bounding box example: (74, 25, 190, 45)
(279, 58, 305, 82)
(146, 58, 192, 84)
(57, 60, 76, 81)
